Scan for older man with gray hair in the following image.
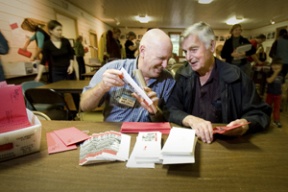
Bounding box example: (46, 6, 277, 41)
(165, 22, 271, 143)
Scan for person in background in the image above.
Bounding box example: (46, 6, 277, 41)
(0, 30, 9, 81)
(104, 28, 122, 62)
(80, 29, 175, 122)
(125, 31, 139, 59)
(266, 58, 284, 128)
(35, 20, 75, 82)
(248, 34, 266, 66)
(167, 53, 179, 71)
(22, 25, 50, 61)
(164, 22, 271, 144)
(214, 44, 224, 61)
(269, 29, 288, 79)
(221, 24, 256, 78)
(74, 35, 86, 80)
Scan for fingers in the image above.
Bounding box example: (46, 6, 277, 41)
(101, 69, 124, 90)
(193, 121, 213, 144)
(131, 92, 158, 114)
(224, 119, 249, 136)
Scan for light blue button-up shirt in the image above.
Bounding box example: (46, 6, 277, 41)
(82, 58, 175, 122)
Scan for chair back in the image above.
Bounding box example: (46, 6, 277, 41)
(25, 88, 72, 120)
(21, 81, 45, 110)
(32, 111, 51, 121)
(171, 63, 184, 77)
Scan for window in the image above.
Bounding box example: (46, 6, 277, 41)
(168, 32, 183, 58)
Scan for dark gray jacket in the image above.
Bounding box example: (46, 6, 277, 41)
(165, 58, 271, 133)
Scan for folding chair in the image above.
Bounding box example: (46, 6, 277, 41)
(21, 81, 45, 110)
(25, 88, 72, 120)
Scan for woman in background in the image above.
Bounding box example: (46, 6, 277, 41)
(0, 30, 9, 81)
(125, 31, 139, 59)
(104, 28, 122, 62)
(221, 24, 256, 78)
(74, 35, 86, 80)
(22, 24, 50, 61)
(35, 20, 75, 82)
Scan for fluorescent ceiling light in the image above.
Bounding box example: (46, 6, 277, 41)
(135, 15, 151, 23)
(226, 17, 244, 25)
(198, 0, 213, 4)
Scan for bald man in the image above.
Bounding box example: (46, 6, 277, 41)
(80, 29, 175, 122)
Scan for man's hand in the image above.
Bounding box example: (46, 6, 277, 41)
(132, 87, 159, 114)
(183, 115, 213, 144)
(223, 119, 249, 136)
(100, 69, 125, 92)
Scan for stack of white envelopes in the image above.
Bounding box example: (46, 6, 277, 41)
(126, 132, 162, 168)
(161, 127, 197, 164)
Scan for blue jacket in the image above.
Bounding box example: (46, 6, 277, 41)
(165, 58, 271, 133)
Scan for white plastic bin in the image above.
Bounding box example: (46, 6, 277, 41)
(0, 109, 42, 162)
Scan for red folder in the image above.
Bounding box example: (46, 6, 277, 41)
(18, 48, 32, 58)
(120, 122, 171, 134)
(213, 122, 251, 134)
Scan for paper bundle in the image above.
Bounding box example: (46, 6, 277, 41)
(161, 127, 197, 164)
(126, 132, 162, 168)
(79, 131, 131, 165)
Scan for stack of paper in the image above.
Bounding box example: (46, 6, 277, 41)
(126, 132, 162, 168)
(161, 127, 197, 164)
(79, 131, 131, 165)
(0, 81, 31, 133)
(120, 122, 171, 134)
(46, 127, 90, 154)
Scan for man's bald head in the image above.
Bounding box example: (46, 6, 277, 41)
(140, 29, 172, 50)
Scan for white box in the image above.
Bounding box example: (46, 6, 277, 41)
(3, 61, 33, 76)
(0, 109, 42, 162)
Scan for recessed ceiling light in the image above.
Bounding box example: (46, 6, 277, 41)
(198, 0, 213, 4)
(226, 17, 244, 25)
(135, 15, 151, 23)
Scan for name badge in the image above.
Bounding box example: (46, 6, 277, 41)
(119, 94, 136, 107)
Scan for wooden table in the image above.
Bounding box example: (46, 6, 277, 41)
(81, 71, 96, 80)
(5, 72, 49, 85)
(36, 80, 90, 94)
(1, 122, 287, 191)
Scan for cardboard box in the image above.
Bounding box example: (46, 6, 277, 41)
(3, 61, 33, 76)
(0, 109, 42, 162)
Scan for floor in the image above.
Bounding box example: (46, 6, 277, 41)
(275, 110, 288, 133)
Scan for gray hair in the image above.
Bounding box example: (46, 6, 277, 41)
(181, 22, 215, 49)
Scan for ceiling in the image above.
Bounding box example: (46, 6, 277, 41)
(66, 0, 288, 30)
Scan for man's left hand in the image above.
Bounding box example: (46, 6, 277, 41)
(132, 87, 159, 114)
(223, 119, 249, 136)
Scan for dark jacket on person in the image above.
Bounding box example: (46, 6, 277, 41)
(221, 36, 256, 65)
(165, 58, 271, 133)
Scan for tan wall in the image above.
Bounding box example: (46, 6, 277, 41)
(0, 0, 110, 71)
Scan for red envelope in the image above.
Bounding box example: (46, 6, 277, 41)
(213, 122, 251, 134)
(46, 132, 77, 154)
(0, 85, 31, 133)
(53, 127, 90, 146)
(18, 48, 32, 58)
(120, 122, 171, 134)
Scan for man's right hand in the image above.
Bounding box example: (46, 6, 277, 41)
(183, 115, 213, 144)
(100, 69, 125, 91)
